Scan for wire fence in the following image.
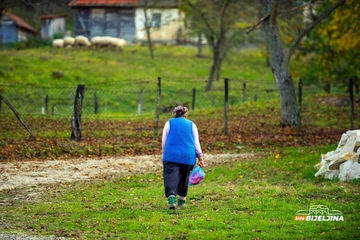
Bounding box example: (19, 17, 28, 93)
(0, 78, 281, 116)
(0, 77, 359, 141)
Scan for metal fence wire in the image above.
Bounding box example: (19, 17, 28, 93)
(0, 77, 358, 140)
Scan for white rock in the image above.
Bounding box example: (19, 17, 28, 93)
(338, 155, 360, 181)
(314, 129, 360, 181)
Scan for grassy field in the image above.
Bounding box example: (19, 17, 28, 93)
(0, 44, 359, 239)
(0, 146, 359, 239)
(0, 45, 277, 118)
(0, 45, 359, 161)
(0, 45, 273, 85)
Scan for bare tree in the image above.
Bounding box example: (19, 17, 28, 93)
(140, 0, 181, 59)
(182, 0, 256, 91)
(141, 0, 157, 59)
(0, 0, 21, 21)
(247, 0, 346, 127)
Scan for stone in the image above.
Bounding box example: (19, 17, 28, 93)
(314, 130, 360, 181)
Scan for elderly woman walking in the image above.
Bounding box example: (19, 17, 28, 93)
(161, 106, 204, 210)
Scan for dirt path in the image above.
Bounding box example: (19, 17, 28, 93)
(0, 153, 258, 239)
(0, 153, 258, 191)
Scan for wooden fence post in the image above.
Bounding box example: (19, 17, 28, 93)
(354, 75, 359, 94)
(242, 82, 246, 103)
(94, 91, 98, 114)
(45, 95, 49, 115)
(192, 88, 196, 110)
(349, 78, 354, 130)
(155, 77, 161, 138)
(138, 89, 143, 115)
(224, 78, 229, 135)
(51, 105, 56, 115)
(71, 84, 85, 141)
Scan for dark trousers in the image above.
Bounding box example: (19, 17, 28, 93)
(163, 161, 194, 198)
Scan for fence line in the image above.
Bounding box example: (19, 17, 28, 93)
(0, 77, 358, 141)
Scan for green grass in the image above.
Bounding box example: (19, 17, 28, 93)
(1, 145, 359, 239)
(0, 45, 276, 118)
(0, 46, 273, 85)
(0, 44, 359, 238)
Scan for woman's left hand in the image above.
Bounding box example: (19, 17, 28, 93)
(198, 156, 204, 167)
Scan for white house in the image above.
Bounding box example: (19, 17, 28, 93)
(68, 0, 185, 43)
(40, 14, 66, 40)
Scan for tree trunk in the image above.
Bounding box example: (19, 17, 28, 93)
(146, 27, 154, 59)
(197, 32, 203, 57)
(143, 4, 154, 59)
(258, 0, 346, 126)
(215, 56, 225, 81)
(262, 2, 298, 127)
(206, 47, 221, 91)
(206, 33, 225, 91)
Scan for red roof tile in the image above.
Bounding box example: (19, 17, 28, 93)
(40, 14, 66, 20)
(4, 12, 37, 33)
(68, 0, 178, 7)
(69, 0, 139, 7)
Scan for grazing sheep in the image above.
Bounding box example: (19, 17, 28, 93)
(100, 36, 113, 47)
(110, 38, 127, 50)
(90, 36, 103, 47)
(90, 36, 111, 48)
(90, 36, 127, 50)
(63, 36, 75, 48)
(52, 39, 64, 48)
(74, 35, 91, 47)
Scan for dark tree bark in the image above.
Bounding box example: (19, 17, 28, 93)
(262, 0, 298, 126)
(143, 1, 155, 59)
(205, 0, 229, 91)
(257, 0, 346, 126)
(184, 0, 234, 91)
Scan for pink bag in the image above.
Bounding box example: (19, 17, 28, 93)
(188, 166, 205, 186)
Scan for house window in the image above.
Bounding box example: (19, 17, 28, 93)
(151, 13, 161, 28)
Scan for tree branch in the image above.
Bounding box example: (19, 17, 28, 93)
(246, 1, 318, 34)
(284, 0, 346, 66)
(246, 13, 270, 34)
(183, 0, 217, 48)
(269, 0, 280, 25)
(220, 0, 231, 40)
(0, 94, 37, 140)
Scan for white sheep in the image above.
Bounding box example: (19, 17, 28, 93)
(52, 39, 64, 48)
(90, 36, 103, 47)
(74, 35, 91, 47)
(110, 38, 127, 50)
(90, 36, 111, 48)
(100, 36, 113, 47)
(63, 36, 75, 47)
(90, 36, 126, 50)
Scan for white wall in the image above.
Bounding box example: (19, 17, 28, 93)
(135, 8, 184, 42)
(41, 18, 66, 40)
